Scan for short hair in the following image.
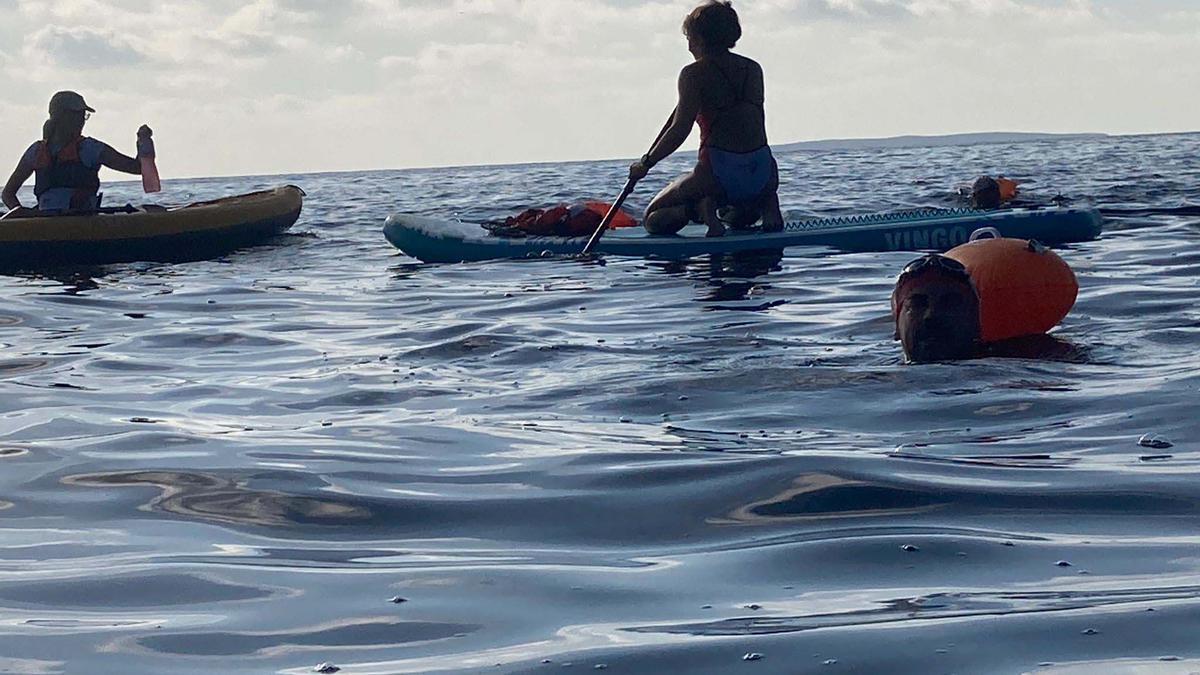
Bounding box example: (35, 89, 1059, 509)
(682, 1, 741, 51)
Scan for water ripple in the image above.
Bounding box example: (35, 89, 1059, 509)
(2, 134, 1199, 672)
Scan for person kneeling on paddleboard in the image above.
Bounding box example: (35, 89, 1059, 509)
(627, 0, 784, 238)
(892, 231, 1079, 363)
(2, 91, 154, 215)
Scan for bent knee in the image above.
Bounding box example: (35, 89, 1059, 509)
(644, 207, 688, 235)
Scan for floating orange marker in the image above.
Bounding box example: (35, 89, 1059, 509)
(946, 235, 1078, 342)
(997, 177, 1019, 202)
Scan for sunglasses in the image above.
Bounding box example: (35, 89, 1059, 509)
(899, 254, 969, 280)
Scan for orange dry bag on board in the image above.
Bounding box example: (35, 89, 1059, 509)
(504, 202, 638, 236)
(579, 201, 638, 229)
(945, 235, 1078, 343)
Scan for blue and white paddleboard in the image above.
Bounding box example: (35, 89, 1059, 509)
(383, 207, 1103, 263)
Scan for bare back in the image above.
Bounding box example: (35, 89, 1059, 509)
(692, 52, 768, 153)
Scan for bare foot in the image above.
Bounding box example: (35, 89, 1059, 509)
(761, 192, 784, 232)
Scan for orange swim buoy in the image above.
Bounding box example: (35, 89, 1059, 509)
(945, 234, 1078, 343)
(996, 177, 1019, 202)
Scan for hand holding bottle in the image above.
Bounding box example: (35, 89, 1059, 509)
(137, 125, 161, 194)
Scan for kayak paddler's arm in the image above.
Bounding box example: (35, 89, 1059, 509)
(643, 66, 702, 167)
(2, 161, 32, 210)
(99, 145, 142, 175)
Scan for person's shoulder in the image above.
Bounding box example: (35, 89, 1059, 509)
(20, 141, 43, 166)
(680, 61, 705, 78)
(80, 137, 111, 152)
(678, 61, 710, 89)
(735, 53, 763, 72)
(79, 137, 111, 167)
(682, 59, 727, 83)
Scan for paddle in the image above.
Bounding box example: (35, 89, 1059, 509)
(580, 110, 679, 255)
(581, 178, 637, 256)
(0, 204, 136, 220)
(0, 206, 34, 222)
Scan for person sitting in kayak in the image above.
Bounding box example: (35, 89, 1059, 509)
(627, 0, 783, 238)
(2, 91, 151, 215)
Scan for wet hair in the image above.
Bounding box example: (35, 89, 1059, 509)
(682, 1, 741, 52)
(971, 176, 1002, 210)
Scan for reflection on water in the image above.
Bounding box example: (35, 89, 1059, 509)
(137, 618, 480, 657)
(984, 334, 1093, 363)
(720, 473, 943, 524)
(630, 584, 1200, 636)
(4, 269, 105, 294)
(1, 134, 1199, 673)
(64, 471, 372, 528)
(0, 572, 276, 608)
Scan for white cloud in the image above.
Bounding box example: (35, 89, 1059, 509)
(0, 0, 1195, 178)
(24, 26, 145, 69)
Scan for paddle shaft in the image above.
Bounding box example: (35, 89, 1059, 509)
(0, 206, 33, 222)
(581, 179, 636, 255)
(581, 112, 679, 255)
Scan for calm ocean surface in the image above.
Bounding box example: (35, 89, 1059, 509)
(2, 133, 1199, 674)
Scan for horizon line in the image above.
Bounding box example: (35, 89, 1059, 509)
(106, 128, 1200, 185)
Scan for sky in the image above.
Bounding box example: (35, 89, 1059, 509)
(1, 0, 1197, 178)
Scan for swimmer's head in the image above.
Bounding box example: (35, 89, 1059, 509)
(892, 254, 981, 363)
(971, 176, 1002, 210)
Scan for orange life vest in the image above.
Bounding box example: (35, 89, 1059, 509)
(31, 136, 101, 209)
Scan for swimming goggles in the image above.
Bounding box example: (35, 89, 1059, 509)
(899, 254, 969, 280)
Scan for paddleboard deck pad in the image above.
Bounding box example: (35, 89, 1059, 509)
(384, 206, 1103, 263)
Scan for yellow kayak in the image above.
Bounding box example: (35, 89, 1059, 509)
(0, 186, 303, 266)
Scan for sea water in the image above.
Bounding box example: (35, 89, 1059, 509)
(1, 133, 1198, 674)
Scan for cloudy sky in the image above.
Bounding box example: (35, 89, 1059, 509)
(1, 0, 1196, 178)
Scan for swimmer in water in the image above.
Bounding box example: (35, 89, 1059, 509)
(892, 240, 1082, 363)
(892, 254, 981, 363)
(962, 175, 1022, 210)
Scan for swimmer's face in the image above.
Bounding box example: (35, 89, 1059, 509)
(895, 271, 981, 363)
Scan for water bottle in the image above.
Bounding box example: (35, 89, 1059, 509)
(137, 125, 161, 194)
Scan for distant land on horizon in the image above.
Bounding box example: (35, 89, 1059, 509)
(772, 132, 1110, 153)
(143, 130, 1196, 180)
